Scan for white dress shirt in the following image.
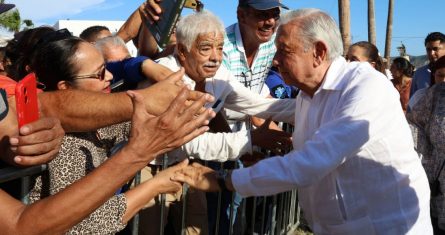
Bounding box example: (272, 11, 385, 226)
(232, 57, 432, 234)
(148, 55, 295, 164)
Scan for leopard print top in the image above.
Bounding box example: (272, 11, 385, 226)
(29, 122, 131, 234)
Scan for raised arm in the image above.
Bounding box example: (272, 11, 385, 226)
(40, 68, 203, 132)
(117, 5, 144, 43)
(117, 2, 161, 58)
(0, 86, 215, 234)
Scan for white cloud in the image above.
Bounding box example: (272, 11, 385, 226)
(12, 0, 106, 23)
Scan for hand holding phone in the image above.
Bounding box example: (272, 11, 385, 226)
(15, 73, 39, 129)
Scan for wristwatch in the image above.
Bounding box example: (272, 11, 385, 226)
(216, 169, 229, 191)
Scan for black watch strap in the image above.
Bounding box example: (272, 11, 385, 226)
(217, 170, 228, 191)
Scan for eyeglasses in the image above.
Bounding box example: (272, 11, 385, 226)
(72, 65, 106, 81)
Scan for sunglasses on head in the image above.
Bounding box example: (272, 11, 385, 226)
(35, 28, 73, 49)
(72, 64, 106, 81)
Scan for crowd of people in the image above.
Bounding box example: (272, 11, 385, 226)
(0, 0, 444, 234)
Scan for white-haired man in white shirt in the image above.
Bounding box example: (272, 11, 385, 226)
(173, 8, 433, 235)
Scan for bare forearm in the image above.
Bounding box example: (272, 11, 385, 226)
(6, 147, 148, 235)
(117, 9, 142, 43)
(39, 79, 199, 133)
(122, 178, 160, 223)
(141, 60, 173, 82)
(39, 90, 132, 132)
(138, 25, 160, 58)
(251, 116, 282, 131)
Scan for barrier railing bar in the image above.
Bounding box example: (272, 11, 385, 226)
(0, 164, 47, 183)
(159, 154, 168, 235)
(180, 184, 188, 235)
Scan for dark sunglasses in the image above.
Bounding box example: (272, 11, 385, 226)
(72, 65, 106, 81)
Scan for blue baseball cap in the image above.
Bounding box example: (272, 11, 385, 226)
(0, 3, 14, 14)
(239, 0, 289, 10)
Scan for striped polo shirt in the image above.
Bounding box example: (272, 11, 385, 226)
(223, 23, 276, 96)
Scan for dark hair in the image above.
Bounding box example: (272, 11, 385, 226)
(32, 37, 84, 91)
(424, 32, 445, 46)
(431, 55, 445, 85)
(79, 25, 110, 42)
(4, 26, 55, 81)
(391, 57, 414, 77)
(349, 41, 385, 74)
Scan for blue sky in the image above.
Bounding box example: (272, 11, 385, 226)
(10, 0, 443, 56)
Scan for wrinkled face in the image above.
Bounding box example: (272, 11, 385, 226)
(273, 23, 314, 89)
(69, 42, 113, 93)
(426, 40, 445, 63)
(179, 32, 224, 83)
(238, 7, 280, 44)
(435, 67, 445, 84)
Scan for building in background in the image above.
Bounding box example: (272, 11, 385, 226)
(54, 20, 137, 56)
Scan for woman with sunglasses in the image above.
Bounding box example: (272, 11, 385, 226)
(28, 37, 186, 234)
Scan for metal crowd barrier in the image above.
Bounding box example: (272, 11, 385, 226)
(0, 164, 47, 204)
(0, 124, 302, 235)
(129, 122, 302, 235)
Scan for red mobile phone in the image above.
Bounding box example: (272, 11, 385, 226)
(15, 73, 39, 128)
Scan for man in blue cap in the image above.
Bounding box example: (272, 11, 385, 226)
(223, 0, 288, 98)
(210, 1, 290, 234)
(137, 1, 292, 233)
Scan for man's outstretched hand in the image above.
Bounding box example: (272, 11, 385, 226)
(125, 86, 215, 163)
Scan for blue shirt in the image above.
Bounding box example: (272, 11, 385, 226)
(106, 56, 149, 83)
(410, 64, 431, 97)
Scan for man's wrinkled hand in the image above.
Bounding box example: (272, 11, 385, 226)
(172, 162, 220, 192)
(152, 159, 189, 194)
(240, 151, 265, 167)
(251, 119, 292, 154)
(125, 86, 215, 163)
(141, 68, 207, 116)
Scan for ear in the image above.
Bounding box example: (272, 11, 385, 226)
(313, 41, 328, 67)
(237, 7, 246, 23)
(369, 61, 376, 68)
(177, 43, 188, 63)
(57, 80, 70, 90)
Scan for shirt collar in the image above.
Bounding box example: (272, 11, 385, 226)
(234, 23, 245, 53)
(318, 56, 348, 92)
